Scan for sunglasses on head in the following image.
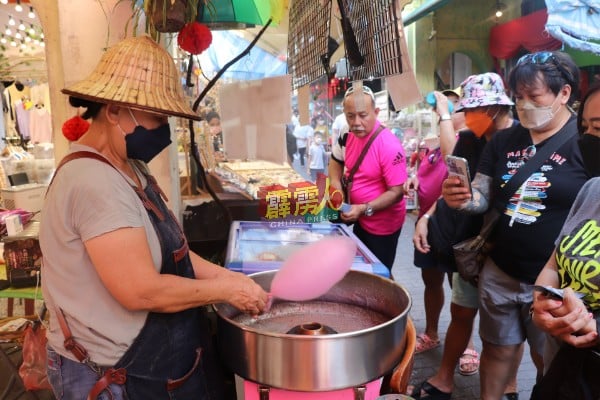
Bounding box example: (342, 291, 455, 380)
(516, 51, 555, 66)
(344, 85, 375, 101)
(516, 51, 573, 83)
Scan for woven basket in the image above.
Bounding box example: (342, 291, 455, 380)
(63, 36, 200, 121)
(150, 0, 187, 32)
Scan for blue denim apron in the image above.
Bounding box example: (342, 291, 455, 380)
(48, 152, 225, 399)
(111, 172, 224, 399)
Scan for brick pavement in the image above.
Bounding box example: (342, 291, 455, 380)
(391, 211, 537, 400)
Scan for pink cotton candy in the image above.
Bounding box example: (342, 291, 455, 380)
(270, 236, 357, 301)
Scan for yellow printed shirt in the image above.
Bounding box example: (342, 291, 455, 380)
(555, 178, 600, 310)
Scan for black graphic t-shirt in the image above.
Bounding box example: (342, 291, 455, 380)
(478, 118, 590, 283)
(554, 178, 600, 310)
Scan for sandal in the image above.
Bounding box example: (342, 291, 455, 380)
(503, 393, 519, 400)
(415, 333, 440, 354)
(458, 348, 480, 376)
(409, 380, 452, 400)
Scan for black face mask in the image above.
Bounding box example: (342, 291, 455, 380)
(125, 123, 172, 163)
(578, 134, 600, 177)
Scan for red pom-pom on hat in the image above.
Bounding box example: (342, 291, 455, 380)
(62, 115, 90, 141)
(177, 22, 212, 55)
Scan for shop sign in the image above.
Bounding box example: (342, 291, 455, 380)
(257, 174, 343, 223)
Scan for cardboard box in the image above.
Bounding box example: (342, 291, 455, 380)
(1, 184, 47, 212)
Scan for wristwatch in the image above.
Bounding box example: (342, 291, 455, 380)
(364, 203, 374, 216)
(440, 113, 452, 121)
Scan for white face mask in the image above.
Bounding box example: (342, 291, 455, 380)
(515, 95, 561, 131)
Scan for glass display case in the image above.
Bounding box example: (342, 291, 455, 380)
(225, 221, 390, 278)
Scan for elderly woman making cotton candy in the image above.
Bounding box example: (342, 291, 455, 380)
(40, 36, 267, 400)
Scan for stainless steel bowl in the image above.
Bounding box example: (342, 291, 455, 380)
(213, 270, 412, 392)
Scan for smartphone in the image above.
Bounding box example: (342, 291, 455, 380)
(340, 203, 352, 213)
(533, 285, 586, 300)
(445, 155, 472, 195)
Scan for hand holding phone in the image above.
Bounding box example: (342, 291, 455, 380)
(533, 285, 586, 301)
(445, 155, 472, 195)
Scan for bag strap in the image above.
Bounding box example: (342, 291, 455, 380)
(346, 124, 384, 182)
(494, 118, 576, 210)
(49, 151, 165, 220)
(55, 307, 90, 363)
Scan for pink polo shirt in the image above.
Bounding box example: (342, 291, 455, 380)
(344, 122, 407, 235)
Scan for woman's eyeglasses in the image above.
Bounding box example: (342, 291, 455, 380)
(522, 144, 537, 161)
(427, 148, 441, 164)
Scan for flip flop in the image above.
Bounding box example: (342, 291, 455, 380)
(458, 348, 480, 376)
(415, 333, 440, 354)
(409, 380, 452, 400)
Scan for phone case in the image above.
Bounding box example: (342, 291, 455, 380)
(445, 155, 472, 194)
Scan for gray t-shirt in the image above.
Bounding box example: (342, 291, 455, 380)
(553, 177, 600, 309)
(40, 144, 161, 365)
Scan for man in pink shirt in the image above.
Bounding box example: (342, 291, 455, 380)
(329, 85, 407, 271)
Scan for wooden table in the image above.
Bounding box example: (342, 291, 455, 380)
(0, 264, 42, 316)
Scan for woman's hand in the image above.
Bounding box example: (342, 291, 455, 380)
(413, 216, 430, 254)
(221, 271, 269, 316)
(532, 288, 597, 348)
(433, 91, 451, 116)
(403, 176, 419, 193)
(442, 176, 472, 209)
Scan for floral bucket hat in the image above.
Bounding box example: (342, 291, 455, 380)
(456, 72, 514, 111)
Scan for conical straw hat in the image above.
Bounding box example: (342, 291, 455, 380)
(62, 36, 200, 121)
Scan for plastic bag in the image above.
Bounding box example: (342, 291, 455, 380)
(18, 321, 52, 390)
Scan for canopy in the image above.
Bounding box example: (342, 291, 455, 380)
(545, 0, 600, 55)
(489, 9, 561, 60)
(199, 31, 287, 80)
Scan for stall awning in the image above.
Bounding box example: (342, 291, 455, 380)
(199, 31, 287, 80)
(489, 9, 562, 60)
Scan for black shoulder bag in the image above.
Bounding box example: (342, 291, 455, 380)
(452, 120, 576, 285)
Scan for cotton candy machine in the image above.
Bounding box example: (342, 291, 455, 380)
(213, 270, 411, 399)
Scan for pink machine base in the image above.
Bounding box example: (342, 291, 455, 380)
(243, 379, 382, 399)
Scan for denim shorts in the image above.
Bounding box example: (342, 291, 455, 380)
(451, 272, 479, 309)
(46, 346, 127, 400)
(478, 258, 545, 355)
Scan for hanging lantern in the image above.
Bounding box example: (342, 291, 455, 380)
(177, 22, 212, 55)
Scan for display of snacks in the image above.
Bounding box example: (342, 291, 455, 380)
(214, 160, 306, 199)
(221, 160, 289, 172)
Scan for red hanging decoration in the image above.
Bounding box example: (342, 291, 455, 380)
(177, 22, 212, 55)
(62, 115, 90, 141)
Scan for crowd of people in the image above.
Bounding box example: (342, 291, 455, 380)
(407, 52, 597, 400)
(325, 50, 598, 400)
(38, 29, 599, 400)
